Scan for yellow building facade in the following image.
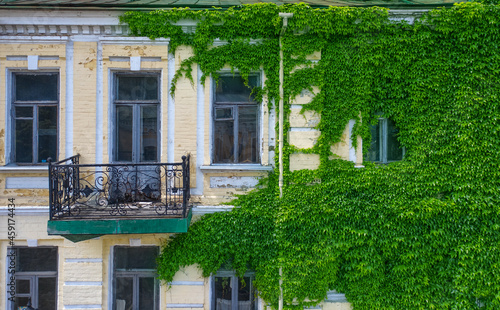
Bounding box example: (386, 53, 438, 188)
(0, 7, 363, 310)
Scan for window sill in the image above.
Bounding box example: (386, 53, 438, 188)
(200, 164, 273, 172)
(0, 165, 48, 173)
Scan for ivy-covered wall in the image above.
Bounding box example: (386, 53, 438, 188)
(122, 3, 500, 309)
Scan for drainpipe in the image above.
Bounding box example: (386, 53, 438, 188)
(278, 12, 293, 310)
(278, 12, 293, 200)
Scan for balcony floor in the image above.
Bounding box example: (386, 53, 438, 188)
(51, 201, 187, 220)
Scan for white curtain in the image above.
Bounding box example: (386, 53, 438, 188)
(216, 298, 232, 310)
(216, 298, 252, 310)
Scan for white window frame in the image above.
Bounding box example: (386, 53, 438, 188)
(111, 71, 161, 163)
(9, 71, 59, 165)
(211, 72, 262, 165)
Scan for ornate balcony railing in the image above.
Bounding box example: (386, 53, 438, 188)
(48, 155, 190, 220)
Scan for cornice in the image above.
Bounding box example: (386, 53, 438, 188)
(0, 8, 426, 38)
(0, 9, 130, 37)
(0, 24, 130, 37)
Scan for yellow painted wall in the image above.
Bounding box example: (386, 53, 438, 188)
(0, 29, 355, 310)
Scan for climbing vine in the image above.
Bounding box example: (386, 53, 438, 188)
(121, 2, 500, 309)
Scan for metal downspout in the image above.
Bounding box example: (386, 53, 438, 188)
(278, 12, 293, 310)
(279, 12, 293, 199)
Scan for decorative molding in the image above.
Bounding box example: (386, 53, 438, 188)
(169, 281, 205, 286)
(200, 164, 273, 172)
(388, 9, 427, 23)
(64, 281, 103, 286)
(325, 290, 348, 303)
(63, 305, 102, 309)
(65, 258, 103, 263)
(210, 176, 260, 189)
(100, 37, 169, 45)
(6, 177, 48, 189)
(192, 205, 234, 215)
(0, 206, 49, 216)
(0, 24, 129, 37)
(0, 165, 49, 173)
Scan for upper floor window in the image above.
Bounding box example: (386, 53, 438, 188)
(113, 246, 159, 310)
(366, 117, 404, 163)
(212, 270, 257, 310)
(12, 72, 59, 164)
(8, 247, 58, 310)
(113, 73, 160, 162)
(213, 74, 260, 164)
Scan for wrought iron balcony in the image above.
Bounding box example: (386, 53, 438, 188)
(48, 155, 191, 221)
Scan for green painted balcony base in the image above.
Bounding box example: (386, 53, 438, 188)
(47, 209, 192, 242)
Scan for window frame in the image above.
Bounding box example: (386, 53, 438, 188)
(7, 247, 58, 310)
(366, 116, 405, 164)
(211, 73, 262, 165)
(212, 270, 257, 310)
(111, 246, 159, 310)
(111, 72, 161, 163)
(10, 71, 59, 165)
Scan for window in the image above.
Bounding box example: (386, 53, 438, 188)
(12, 72, 59, 164)
(212, 271, 257, 310)
(366, 117, 404, 163)
(113, 73, 160, 162)
(8, 247, 58, 310)
(213, 74, 260, 164)
(113, 246, 159, 310)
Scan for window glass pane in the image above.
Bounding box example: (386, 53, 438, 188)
(216, 107, 233, 120)
(115, 277, 133, 310)
(387, 119, 403, 161)
(15, 74, 58, 101)
(214, 120, 234, 163)
(117, 75, 158, 101)
(15, 106, 33, 118)
(38, 277, 57, 310)
(140, 105, 158, 162)
(17, 248, 57, 272)
(238, 277, 255, 310)
(139, 277, 156, 309)
(215, 277, 232, 310)
(116, 106, 133, 162)
(238, 106, 258, 163)
(38, 106, 58, 163)
(114, 247, 158, 270)
(15, 119, 33, 163)
(366, 122, 380, 162)
(215, 75, 259, 103)
(16, 279, 30, 294)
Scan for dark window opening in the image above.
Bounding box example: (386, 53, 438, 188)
(12, 72, 59, 164)
(9, 247, 58, 310)
(366, 117, 404, 163)
(113, 73, 160, 163)
(213, 74, 260, 164)
(113, 246, 159, 310)
(213, 272, 257, 310)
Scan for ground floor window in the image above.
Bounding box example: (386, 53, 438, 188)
(113, 246, 159, 310)
(8, 247, 58, 310)
(213, 271, 256, 310)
